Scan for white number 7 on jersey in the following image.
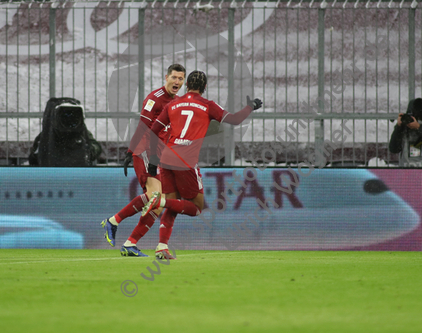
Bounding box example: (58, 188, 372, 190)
(180, 110, 194, 138)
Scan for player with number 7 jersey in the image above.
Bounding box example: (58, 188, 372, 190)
(156, 86, 230, 170)
(143, 70, 262, 259)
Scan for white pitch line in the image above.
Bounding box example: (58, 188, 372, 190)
(0, 257, 129, 265)
(0, 251, 247, 264)
(175, 251, 245, 257)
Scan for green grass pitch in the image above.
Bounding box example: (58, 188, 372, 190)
(1, 250, 422, 333)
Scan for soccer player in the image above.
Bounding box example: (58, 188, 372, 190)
(101, 63, 186, 257)
(142, 70, 262, 259)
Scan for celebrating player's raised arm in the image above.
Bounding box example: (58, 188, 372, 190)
(222, 96, 262, 125)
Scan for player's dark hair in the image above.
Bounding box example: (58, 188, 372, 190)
(167, 64, 186, 76)
(186, 70, 207, 94)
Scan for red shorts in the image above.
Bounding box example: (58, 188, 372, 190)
(160, 165, 204, 200)
(133, 154, 161, 192)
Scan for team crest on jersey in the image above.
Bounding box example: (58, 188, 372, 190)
(144, 99, 155, 112)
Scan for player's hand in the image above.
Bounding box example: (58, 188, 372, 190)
(123, 152, 133, 177)
(407, 117, 420, 130)
(148, 155, 160, 177)
(247, 96, 263, 110)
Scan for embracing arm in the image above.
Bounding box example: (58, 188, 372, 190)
(146, 120, 166, 176)
(123, 115, 152, 176)
(149, 119, 166, 156)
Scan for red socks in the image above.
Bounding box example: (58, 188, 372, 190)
(159, 209, 177, 244)
(116, 194, 149, 223)
(127, 211, 157, 243)
(164, 199, 201, 216)
(122, 196, 200, 245)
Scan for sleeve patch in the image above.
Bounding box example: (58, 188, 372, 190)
(144, 99, 155, 112)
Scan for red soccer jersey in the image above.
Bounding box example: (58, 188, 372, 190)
(130, 86, 177, 156)
(155, 92, 228, 168)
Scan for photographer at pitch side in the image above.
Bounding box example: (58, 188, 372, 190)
(389, 98, 422, 167)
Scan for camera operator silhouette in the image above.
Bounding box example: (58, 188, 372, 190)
(389, 98, 422, 167)
(29, 98, 102, 167)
